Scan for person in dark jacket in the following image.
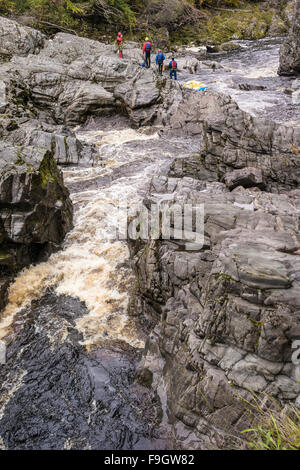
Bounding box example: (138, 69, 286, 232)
(169, 57, 178, 80)
(156, 49, 165, 75)
(142, 37, 153, 68)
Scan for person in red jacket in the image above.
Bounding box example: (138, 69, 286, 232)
(142, 37, 152, 68)
(116, 32, 123, 53)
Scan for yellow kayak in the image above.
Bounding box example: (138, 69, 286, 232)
(183, 80, 207, 91)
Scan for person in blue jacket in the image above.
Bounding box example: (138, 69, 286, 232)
(169, 57, 178, 80)
(156, 49, 165, 76)
(142, 37, 153, 68)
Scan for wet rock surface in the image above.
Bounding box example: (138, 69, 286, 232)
(0, 113, 199, 449)
(0, 292, 169, 450)
(0, 278, 9, 311)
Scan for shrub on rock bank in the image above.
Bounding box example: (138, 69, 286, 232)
(0, 0, 291, 44)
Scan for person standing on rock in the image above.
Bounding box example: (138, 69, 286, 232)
(143, 37, 153, 68)
(116, 32, 123, 57)
(169, 57, 178, 80)
(156, 49, 165, 76)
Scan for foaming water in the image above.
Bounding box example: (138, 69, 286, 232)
(80, 127, 159, 147)
(0, 125, 162, 349)
(182, 37, 298, 122)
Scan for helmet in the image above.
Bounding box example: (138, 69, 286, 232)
(158, 49, 162, 52)
(118, 32, 122, 35)
(145, 37, 149, 41)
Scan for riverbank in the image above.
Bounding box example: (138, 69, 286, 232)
(0, 1, 294, 48)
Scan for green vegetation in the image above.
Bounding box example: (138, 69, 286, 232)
(38, 151, 56, 188)
(172, 6, 277, 44)
(241, 406, 300, 450)
(0, 0, 289, 44)
(0, 0, 139, 33)
(0, 250, 11, 260)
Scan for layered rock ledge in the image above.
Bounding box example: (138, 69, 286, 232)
(0, 143, 73, 275)
(130, 176, 300, 448)
(164, 88, 300, 192)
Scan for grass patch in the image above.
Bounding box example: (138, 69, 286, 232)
(240, 393, 300, 450)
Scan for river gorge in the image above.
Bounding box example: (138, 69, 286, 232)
(0, 2, 299, 450)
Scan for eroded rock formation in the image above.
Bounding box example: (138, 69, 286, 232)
(0, 142, 73, 272)
(164, 89, 300, 193)
(131, 177, 300, 448)
(279, 0, 300, 75)
(2, 33, 161, 128)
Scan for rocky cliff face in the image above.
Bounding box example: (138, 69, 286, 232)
(0, 142, 73, 310)
(0, 143, 73, 272)
(164, 89, 300, 193)
(130, 177, 300, 447)
(279, 0, 300, 75)
(127, 18, 300, 449)
(0, 18, 74, 310)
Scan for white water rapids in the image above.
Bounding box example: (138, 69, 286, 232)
(0, 124, 166, 349)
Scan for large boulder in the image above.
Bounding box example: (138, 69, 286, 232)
(278, 0, 300, 76)
(0, 16, 45, 58)
(0, 142, 73, 274)
(3, 31, 162, 126)
(26, 129, 97, 166)
(2, 121, 98, 166)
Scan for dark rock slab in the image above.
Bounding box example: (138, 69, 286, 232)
(0, 278, 9, 311)
(0, 292, 171, 450)
(224, 167, 265, 190)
